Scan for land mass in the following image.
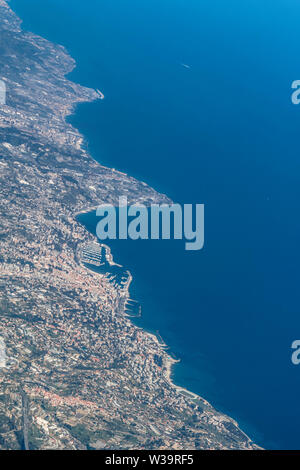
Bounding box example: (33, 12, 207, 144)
(0, 0, 258, 450)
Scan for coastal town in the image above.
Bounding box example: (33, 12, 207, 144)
(0, 0, 257, 450)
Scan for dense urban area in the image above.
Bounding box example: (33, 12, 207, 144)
(0, 0, 257, 450)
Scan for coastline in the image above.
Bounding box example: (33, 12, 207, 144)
(77, 230, 260, 444)
(56, 16, 260, 446)
(1, 0, 260, 449)
(33, 15, 217, 421)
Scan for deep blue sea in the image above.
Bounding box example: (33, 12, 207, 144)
(10, 0, 300, 449)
